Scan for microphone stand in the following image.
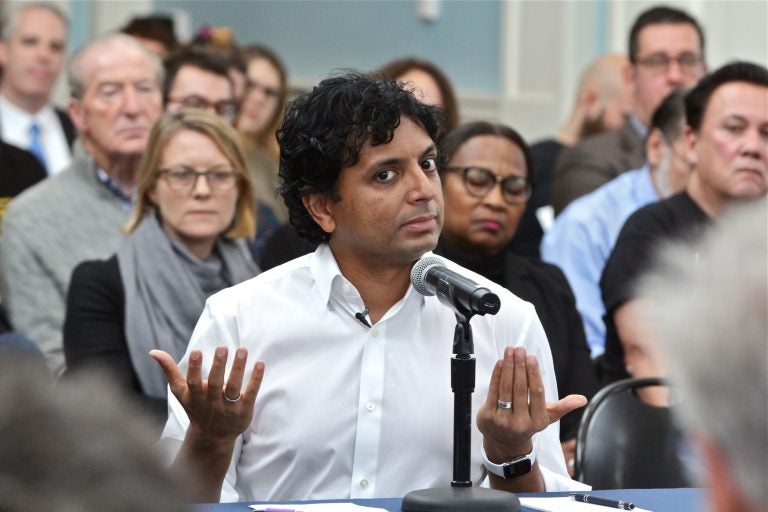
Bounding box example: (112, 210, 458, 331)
(401, 309, 520, 511)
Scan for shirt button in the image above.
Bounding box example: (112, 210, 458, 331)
(360, 479, 369, 489)
(371, 329, 378, 338)
(366, 401, 375, 412)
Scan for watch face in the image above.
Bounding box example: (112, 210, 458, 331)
(503, 458, 532, 479)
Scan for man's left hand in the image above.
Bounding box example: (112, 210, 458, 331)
(477, 346, 587, 465)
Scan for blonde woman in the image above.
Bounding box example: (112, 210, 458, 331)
(63, 110, 259, 422)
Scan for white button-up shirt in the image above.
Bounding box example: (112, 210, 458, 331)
(160, 244, 581, 502)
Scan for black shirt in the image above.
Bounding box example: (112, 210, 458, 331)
(598, 191, 710, 385)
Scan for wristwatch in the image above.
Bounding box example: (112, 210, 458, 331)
(481, 444, 536, 479)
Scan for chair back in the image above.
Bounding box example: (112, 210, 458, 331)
(574, 377, 690, 489)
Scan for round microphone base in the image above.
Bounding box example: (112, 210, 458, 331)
(401, 486, 521, 511)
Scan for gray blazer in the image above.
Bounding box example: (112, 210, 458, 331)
(551, 118, 645, 215)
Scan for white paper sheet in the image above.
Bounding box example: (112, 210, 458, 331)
(249, 503, 388, 512)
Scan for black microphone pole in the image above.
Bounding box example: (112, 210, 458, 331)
(402, 260, 520, 512)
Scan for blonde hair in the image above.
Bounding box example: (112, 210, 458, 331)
(125, 109, 256, 238)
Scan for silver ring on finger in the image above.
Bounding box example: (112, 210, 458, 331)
(224, 392, 241, 403)
(497, 400, 513, 409)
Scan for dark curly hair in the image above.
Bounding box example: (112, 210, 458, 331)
(277, 71, 446, 243)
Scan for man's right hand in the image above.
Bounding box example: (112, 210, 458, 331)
(150, 346, 265, 502)
(151, 346, 265, 441)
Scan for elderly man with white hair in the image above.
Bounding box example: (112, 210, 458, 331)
(0, 33, 163, 375)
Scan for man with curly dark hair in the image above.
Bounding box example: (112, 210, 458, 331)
(152, 72, 586, 503)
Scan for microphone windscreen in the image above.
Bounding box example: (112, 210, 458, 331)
(410, 256, 445, 296)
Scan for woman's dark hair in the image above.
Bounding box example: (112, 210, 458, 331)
(377, 57, 459, 133)
(438, 121, 534, 186)
(240, 44, 289, 155)
(278, 71, 445, 243)
(121, 15, 178, 54)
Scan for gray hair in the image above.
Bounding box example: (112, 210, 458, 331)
(0, 356, 193, 511)
(639, 199, 767, 508)
(1, 2, 69, 41)
(67, 32, 164, 99)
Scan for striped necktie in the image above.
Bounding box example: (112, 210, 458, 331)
(28, 120, 48, 171)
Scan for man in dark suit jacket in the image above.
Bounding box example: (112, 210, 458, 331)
(0, 140, 47, 226)
(0, 3, 75, 175)
(551, 6, 707, 214)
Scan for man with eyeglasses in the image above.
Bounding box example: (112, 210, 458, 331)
(0, 33, 163, 376)
(163, 46, 238, 124)
(552, 5, 706, 214)
(542, 89, 691, 359)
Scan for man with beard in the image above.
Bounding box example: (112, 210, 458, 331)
(513, 53, 631, 258)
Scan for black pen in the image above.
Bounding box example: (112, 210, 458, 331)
(570, 493, 635, 510)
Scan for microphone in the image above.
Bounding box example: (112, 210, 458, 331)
(411, 256, 501, 316)
(355, 307, 371, 328)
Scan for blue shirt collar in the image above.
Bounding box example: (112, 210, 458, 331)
(95, 168, 134, 210)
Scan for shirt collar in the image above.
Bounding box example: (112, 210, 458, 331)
(628, 113, 648, 139)
(95, 167, 135, 210)
(310, 243, 345, 307)
(0, 93, 56, 122)
(309, 243, 429, 312)
(632, 163, 659, 203)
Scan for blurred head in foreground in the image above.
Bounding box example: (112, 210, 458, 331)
(640, 198, 767, 512)
(0, 356, 192, 512)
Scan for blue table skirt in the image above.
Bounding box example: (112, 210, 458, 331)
(190, 487, 703, 512)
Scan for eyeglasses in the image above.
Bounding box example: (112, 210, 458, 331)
(167, 95, 238, 121)
(635, 52, 703, 77)
(445, 166, 531, 204)
(159, 168, 239, 191)
(246, 80, 280, 98)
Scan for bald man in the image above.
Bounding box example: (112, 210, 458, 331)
(511, 53, 631, 258)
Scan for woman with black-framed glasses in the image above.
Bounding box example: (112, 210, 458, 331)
(62, 110, 260, 426)
(435, 121, 598, 474)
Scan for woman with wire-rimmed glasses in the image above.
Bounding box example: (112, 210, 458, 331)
(63, 109, 260, 426)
